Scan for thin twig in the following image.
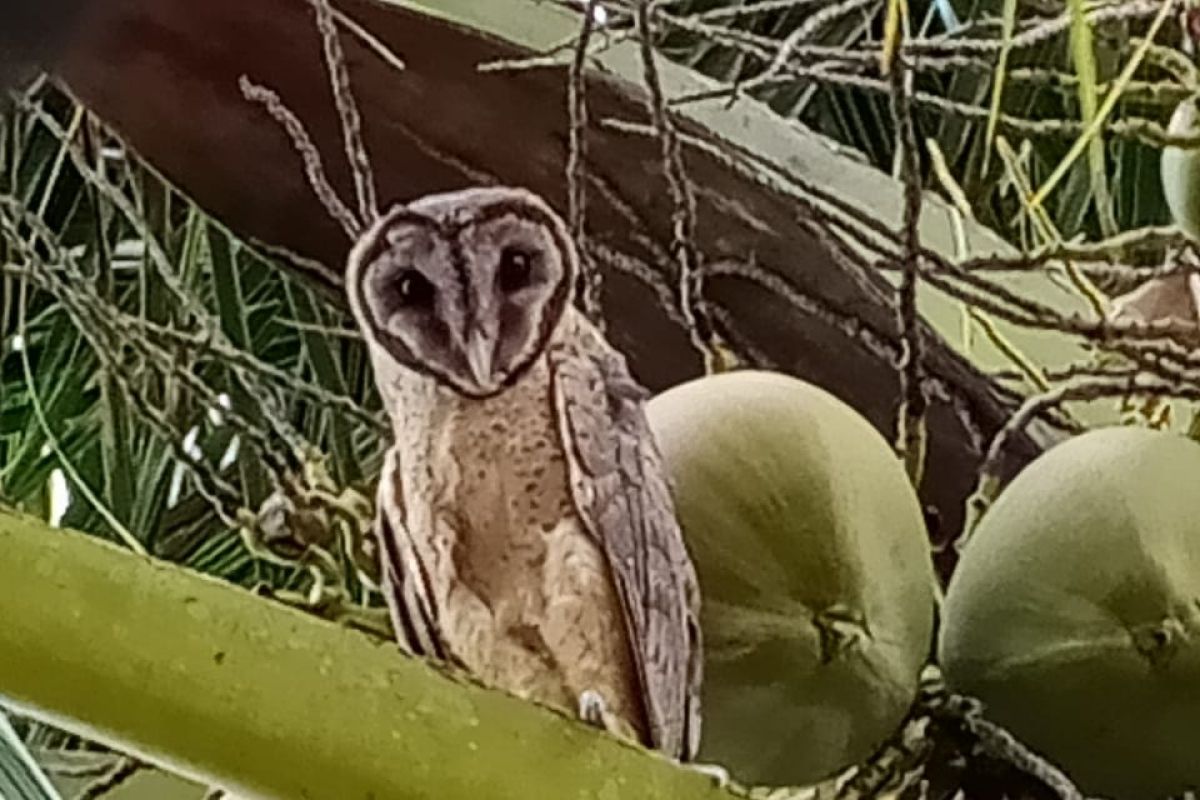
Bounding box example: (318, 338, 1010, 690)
(930, 693, 1088, 800)
(569, 0, 603, 323)
(962, 374, 1200, 548)
(960, 227, 1190, 272)
(727, 0, 879, 102)
(238, 76, 361, 239)
(634, 0, 731, 373)
(890, 50, 928, 487)
(74, 757, 143, 800)
(305, 0, 378, 223)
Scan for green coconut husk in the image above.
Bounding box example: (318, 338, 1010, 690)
(647, 370, 936, 788)
(940, 426, 1200, 800)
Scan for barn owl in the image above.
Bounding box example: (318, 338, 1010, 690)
(346, 185, 702, 760)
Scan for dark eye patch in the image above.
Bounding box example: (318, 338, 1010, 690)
(394, 268, 436, 308)
(497, 246, 535, 294)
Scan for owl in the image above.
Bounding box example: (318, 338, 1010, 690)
(345, 185, 703, 760)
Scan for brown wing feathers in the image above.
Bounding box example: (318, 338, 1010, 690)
(549, 331, 702, 760)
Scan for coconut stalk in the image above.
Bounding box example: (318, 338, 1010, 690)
(0, 509, 735, 800)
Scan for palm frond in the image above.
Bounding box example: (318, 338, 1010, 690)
(0, 711, 62, 800)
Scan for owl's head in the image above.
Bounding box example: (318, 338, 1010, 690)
(347, 186, 577, 399)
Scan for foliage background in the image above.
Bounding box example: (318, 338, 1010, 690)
(1, 0, 1197, 796)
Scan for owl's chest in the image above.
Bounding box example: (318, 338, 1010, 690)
(392, 369, 581, 596)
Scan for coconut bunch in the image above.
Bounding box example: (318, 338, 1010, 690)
(653, 87, 1200, 798)
(939, 426, 1200, 800)
(649, 363, 1200, 799)
(933, 90, 1200, 800)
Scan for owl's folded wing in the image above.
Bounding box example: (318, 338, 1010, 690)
(548, 331, 702, 761)
(374, 445, 447, 661)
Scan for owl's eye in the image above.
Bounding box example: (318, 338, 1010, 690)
(497, 247, 534, 293)
(395, 269, 435, 308)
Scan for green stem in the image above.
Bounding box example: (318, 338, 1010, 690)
(0, 510, 735, 800)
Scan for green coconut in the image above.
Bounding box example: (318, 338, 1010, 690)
(1162, 95, 1200, 241)
(646, 370, 935, 787)
(939, 427, 1200, 799)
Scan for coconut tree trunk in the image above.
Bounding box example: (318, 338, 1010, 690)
(0, 509, 734, 800)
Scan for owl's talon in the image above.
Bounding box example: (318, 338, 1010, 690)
(577, 689, 609, 730)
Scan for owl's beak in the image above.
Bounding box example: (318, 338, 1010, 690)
(463, 332, 494, 387)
